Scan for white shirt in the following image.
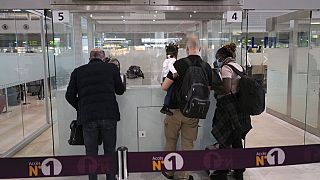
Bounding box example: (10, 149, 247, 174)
(162, 57, 177, 78)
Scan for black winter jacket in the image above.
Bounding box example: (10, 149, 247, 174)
(65, 58, 125, 124)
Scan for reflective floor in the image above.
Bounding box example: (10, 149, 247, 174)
(8, 112, 320, 180)
(0, 95, 47, 154)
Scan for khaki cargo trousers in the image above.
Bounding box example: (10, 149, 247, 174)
(164, 109, 199, 180)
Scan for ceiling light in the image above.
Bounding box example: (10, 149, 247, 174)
(12, 9, 21, 12)
(311, 22, 320, 25)
(123, 19, 126, 22)
(153, 19, 156, 22)
(104, 38, 126, 41)
(90, 14, 93, 18)
(155, 11, 158, 14)
(189, 14, 192, 18)
(154, 15, 157, 17)
(193, 11, 197, 13)
(121, 16, 124, 18)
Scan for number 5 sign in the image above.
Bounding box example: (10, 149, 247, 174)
(53, 11, 70, 23)
(227, 11, 242, 23)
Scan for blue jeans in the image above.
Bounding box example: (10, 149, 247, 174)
(164, 85, 173, 106)
(83, 120, 117, 180)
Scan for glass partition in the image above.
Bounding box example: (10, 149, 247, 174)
(243, 10, 320, 148)
(244, 10, 306, 148)
(0, 10, 52, 157)
(0, 4, 318, 180)
(0, 11, 23, 155)
(51, 8, 245, 155)
(305, 10, 320, 144)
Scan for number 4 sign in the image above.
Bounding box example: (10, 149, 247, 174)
(53, 11, 70, 23)
(227, 11, 242, 23)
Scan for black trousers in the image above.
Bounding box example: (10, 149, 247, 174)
(83, 120, 117, 180)
(216, 130, 245, 174)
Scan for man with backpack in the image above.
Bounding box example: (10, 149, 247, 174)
(161, 36, 212, 180)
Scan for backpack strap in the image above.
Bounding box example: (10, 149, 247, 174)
(182, 57, 209, 82)
(226, 64, 245, 78)
(183, 57, 208, 73)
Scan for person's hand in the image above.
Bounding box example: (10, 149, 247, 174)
(173, 73, 178, 79)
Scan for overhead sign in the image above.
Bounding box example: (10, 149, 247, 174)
(53, 10, 70, 23)
(227, 11, 243, 23)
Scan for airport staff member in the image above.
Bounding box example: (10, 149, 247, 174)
(66, 48, 125, 180)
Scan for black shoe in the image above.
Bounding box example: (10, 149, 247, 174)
(188, 175, 194, 180)
(233, 172, 244, 180)
(160, 106, 173, 116)
(161, 171, 174, 179)
(210, 173, 228, 180)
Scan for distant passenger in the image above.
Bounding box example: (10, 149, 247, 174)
(211, 43, 252, 180)
(161, 36, 212, 180)
(109, 58, 126, 89)
(160, 43, 179, 116)
(108, 58, 120, 70)
(65, 48, 125, 180)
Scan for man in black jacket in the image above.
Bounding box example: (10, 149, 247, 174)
(161, 36, 212, 180)
(66, 48, 125, 180)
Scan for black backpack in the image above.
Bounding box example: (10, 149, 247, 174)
(226, 64, 265, 116)
(126, 66, 144, 79)
(178, 58, 210, 119)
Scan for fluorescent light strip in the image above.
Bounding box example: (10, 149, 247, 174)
(104, 38, 126, 41)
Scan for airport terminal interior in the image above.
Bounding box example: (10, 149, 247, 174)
(0, 0, 320, 179)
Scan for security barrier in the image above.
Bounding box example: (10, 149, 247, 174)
(0, 144, 319, 179)
(0, 154, 116, 179)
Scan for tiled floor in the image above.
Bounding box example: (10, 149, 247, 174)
(7, 112, 320, 180)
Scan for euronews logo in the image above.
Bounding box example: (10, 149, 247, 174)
(29, 158, 62, 177)
(256, 148, 286, 167)
(152, 153, 184, 171)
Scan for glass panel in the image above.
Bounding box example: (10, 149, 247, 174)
(53, 13, 77, 155)
(16, 11, 48, 139)
(81, 16, 89, 64)
(290, 15, 311, 128)
(53, 9, 228, 155)
(305, 11, 320, 144)
(220, 14, 243, 65)
(0, 10, 24, 155)
(266, 19, 290, 116)
(44, 10, 56, 157)
(244, 10, 311, 148)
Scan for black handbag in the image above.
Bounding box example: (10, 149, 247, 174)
(68, 120, 103, 145)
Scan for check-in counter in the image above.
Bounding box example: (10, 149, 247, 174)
(55, 85, 217, 155)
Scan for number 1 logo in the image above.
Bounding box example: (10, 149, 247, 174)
(41, 158, 63, 176)
(267, 148, 286, 165)
(163, 153, 184, 171)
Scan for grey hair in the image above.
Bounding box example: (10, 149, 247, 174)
(89, 48, 105, 60)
